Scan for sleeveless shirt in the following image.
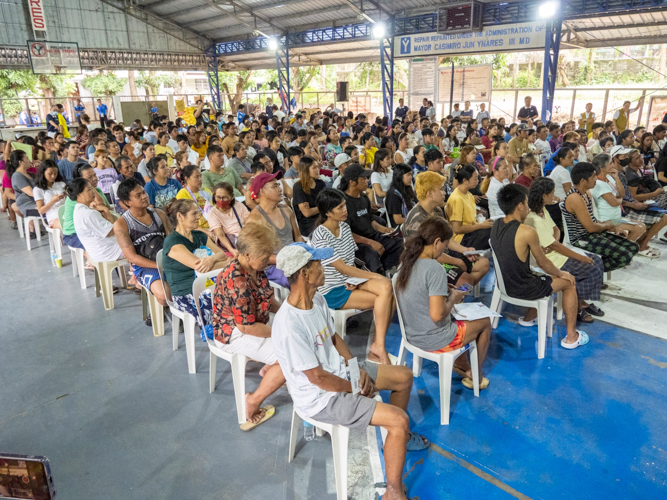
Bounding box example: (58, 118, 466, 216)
(257, 205, 294, 252)
(121, 207, 165, 256)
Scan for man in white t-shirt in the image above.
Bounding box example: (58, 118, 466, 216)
(71, 178, 124, 262)
(272, 243, 428, 500)
(534, 125, 552, 160)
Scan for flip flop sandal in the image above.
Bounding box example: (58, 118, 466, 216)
(585, 304, 605, 317)
(366, 353, 399, 365)
(240, 405, 276, 432)
(462, 376, 489, 390)
(561, 330, 590, 350)
(518, 316, 537, 327)
(406, 431, 429, 451)
(637, 248, 661, 259)
(577, 311, 594, 324)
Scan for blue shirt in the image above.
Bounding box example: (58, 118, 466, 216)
(74, 104, 85, 117)
(237, 111, 245, 125)
(395, 105, 409, 118)
(58, 158, 85, 182)
(97, 104, 108, 116)
(266, 105, 273, 118)
(543, 149, 559, 176)
(145, 178, 182, 209)
(412, 163, 427, 179)
(151, 106, 158, 114)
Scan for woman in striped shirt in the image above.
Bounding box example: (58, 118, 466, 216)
(310, 189, 395, 365)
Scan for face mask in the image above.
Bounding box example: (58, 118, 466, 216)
(619, 158, 630, 167)
(216, 199, 232, 209)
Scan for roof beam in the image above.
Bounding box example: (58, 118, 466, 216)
(573, 21, 667, 32)
(339, 0, 375, 23)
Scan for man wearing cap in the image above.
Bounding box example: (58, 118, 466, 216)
(395, 98, 409, 120)
(508, 123, 530, 168)
(272, 243, 428, 500)
(332, 153, 352, 190)
(246, 171, 304, 287)
(517, 96, 539, 123)
(340, 165, 403, 274)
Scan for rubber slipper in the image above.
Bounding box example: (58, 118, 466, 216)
(585, 304, 605, 317)
(240, 405, 275, 431)
(576, 311, 594, 324)
(561, 330, 590, 349)
(462, 376, 489, 390)
(406, 431, 429, 451)
(366, 353, 399, 365)
(637, 248, 661, 259)
(518, 316, 537, 327)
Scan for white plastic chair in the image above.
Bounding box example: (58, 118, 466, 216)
(488, 241, 555, 359)
(19, 214, 43, 250)
(156, 250, 198, 373)
(288, 406, 350, 500)
(90, 257, 129, 310)
(330, 308, 368, 339)
(15, 214, 24, 238)
(392, 274, 479, 425)
(270, 281, 290, 304)
(192, 274, 248, 425)
(57, 205, 88, 289)
(41, 216, 63, 263)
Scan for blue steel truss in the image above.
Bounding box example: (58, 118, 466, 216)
(380, 30, 394, 122)
(541, 17, 563, 122)
(205, 46, 221, 111)
(276, 42, 291, 114)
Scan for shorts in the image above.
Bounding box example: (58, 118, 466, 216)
(132, 264, 161, 290)
(430, 320, 466, 353)
(214, 326, 277, 364)
(442, 263, 465, 285)
(323, 285, 353, 310)
(63, 232, 84, 249)
(310, 360, 379, 430)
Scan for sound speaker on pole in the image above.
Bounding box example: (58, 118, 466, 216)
(336, 81, 349, 102)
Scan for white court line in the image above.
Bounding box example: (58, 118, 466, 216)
(604, 254, 667, 304)
(597, 296, 667, 340)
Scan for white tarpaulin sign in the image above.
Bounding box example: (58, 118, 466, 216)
(438, 64, 492, 103)
(27, 41, 81, 75)
(408, 57, 437, 110)
(394, 22, 546, 58)
(28, 0, 47, 32)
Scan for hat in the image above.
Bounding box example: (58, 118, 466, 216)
(342, 164, 372, 181)
(249, 171, 283, 200)
(276, 243, 334, 277)
(334, 153, 352, 168)
(516, 123, 529, 131)
(610, 145, 633, 158)
(339, 132, 350, 138)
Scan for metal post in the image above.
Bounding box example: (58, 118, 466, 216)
(570, 89, 577, 120)
(602, 90, 609, 122)
(276, 38, 292, 115)
(206, 45, 222, 111)
(637, 89, 647, 127)
(541, 16, 562, 123)
(449, 62, 454, 116)
(380, 21, 395, 122)
(513, 90, 519, 121)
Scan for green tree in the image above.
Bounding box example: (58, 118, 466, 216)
(82, 72, 127, 97)
(135, 71, 181, 96)
(0, 70, 39, 117)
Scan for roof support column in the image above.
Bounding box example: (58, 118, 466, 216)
(206, 46, 222, 111)
(380, 19, 395, 122)
(541, 16, 562, 123)
(276, 39, 292, 114)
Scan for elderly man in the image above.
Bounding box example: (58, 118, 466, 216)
(272, 242, 428, 500)
(517, 96, 539, 123)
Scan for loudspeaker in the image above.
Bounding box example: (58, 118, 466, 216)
(336, 81, 349, 102)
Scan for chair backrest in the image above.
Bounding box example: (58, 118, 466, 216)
(488, 240, 508, 296)
(155, 249, 176, 308)
(57, 204, 66, 230)
(589, 194, 600, 220)
(192, 274, 217, 348)
(390, 274, 410, 344)
(559, 201, 573, 246)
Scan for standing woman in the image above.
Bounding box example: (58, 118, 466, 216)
(310, 189, 396, 365)
(162, 198, 227, 328)
(292, 157, 326, 237)
(395, 132, 413, 165)
(34, 159, 66, 230)
(175, 164, 213, 232)
(385, 163, 417, 227)
(370, 148, 393, 207)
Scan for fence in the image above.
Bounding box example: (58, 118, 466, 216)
(0, 87, 663, 129)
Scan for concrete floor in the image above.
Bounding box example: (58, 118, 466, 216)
(2, 218, 667, 500)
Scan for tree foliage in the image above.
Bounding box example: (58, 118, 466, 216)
(82, 72, 127, 96)
(135, 71, 181, 96)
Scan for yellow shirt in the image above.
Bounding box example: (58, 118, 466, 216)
(154, 145, 174, 166)
(525, 210, 568, 269)
(191, 143, 207, 159)
(176, 187, 212, 229)
(361, 147, 377, 168)
(445, 188, 477, 243)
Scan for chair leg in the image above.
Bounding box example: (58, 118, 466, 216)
(71, 248, 78, 278)
(17, 216, 24, 238)
(288, 409, 300, 462)
(99, 263, 116, 310)
(468, 340, 480, 398)
(35, 220, 42, 242)
(25, 217, 32, 251)
(148, 294, 164, 337)
(231, 355, 248, 425)
(333, 313, 346, 339)
(53, 229, 63, 260)
(76, 250, 87, 289)
(556, 291, 563, 321)
(412, 355, 422, 377)
(397, 340, 407, 366)
(473, 282, 480, 297)
(184, 314, 197, 374)
(437, 357, 454, 425)
(172, 315, 181, 351)
(331, 426, 350, 500)
(209, 351, 217, 392)
(118, 265, 128, 289)
(547, 296, 554, 338)
(141, 288, 148, 321)
(536, 300, 549, 359)
(490, 288, 503, 329)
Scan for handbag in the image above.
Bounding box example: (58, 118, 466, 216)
(136, 211, 165, 261)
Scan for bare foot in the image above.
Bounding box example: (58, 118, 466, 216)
(383, 483, 408, 500)
(259, 364, 269, 377)
(368, 345, 392, 365)
(245, 393, 263, 424)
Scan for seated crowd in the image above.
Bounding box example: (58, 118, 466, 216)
(3, 99, 667, 500)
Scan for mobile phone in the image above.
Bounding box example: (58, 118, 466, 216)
(0, 454, 55, 499)
(456, 283, 473, 293)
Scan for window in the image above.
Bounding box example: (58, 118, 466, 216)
(195, 79, 208, 91)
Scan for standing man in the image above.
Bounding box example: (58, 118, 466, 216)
(96, 99, 109, 129)
(395, 98, 409, 120)
(419, 98, 429, 117)
(237, 104, 246, 126)
(460, 101, 474, 123)
(265, 97, 274, 118)
(578, 103, 596, 136)
(150, 102, 159, 120)
(451, 103, 461, 118)
(613, 98, 644, 136)
(517, 96, 539, 123)
(74, 99, 85, 124)
(45, 105, 61, 138)
(476, 103, 490, 123)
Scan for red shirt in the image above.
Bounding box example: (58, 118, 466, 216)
(515, 174, 533, 188)
(481, 135, 495, 164)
